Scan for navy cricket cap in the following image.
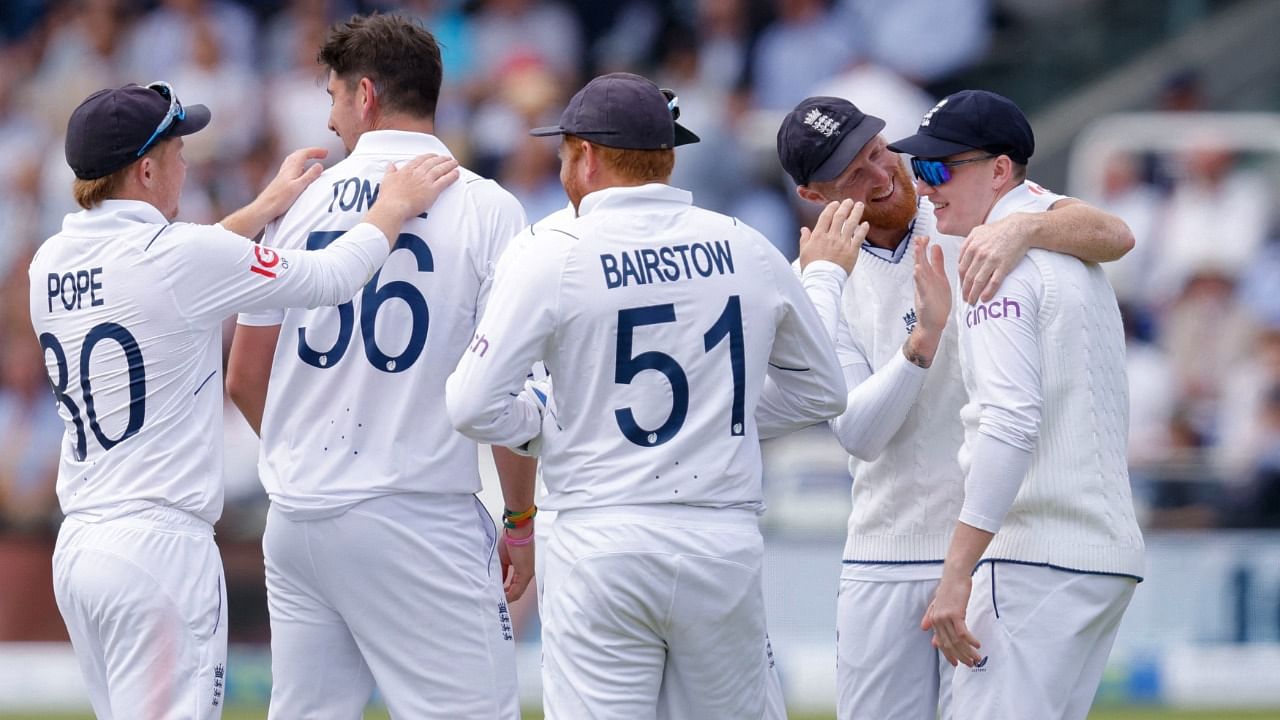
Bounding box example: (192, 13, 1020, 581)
(888, 90, 1034, 164)
(530, 72, 699, 150)
(65, 83, 211, 180)
(777, 97, 886, 187)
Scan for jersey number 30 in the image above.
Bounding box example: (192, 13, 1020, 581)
(614, 296, 745, 447)
(297, 231, 432, 373)
(40, 324, 146, 462)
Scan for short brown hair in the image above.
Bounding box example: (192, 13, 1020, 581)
(565, 135, 675, 183)
(318, 14, 442, 118)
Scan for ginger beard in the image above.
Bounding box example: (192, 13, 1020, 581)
(861, 160, 918, 233)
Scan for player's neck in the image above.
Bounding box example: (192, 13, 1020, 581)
(865, 222, 907, 250)
(369, 113, 436, 137)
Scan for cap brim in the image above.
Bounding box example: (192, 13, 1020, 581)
(809, 115, 886, 184)
(674, 122, 699, 147)
(886, 132, 975, 160)
(170, 104, 211, 137)
(529, 124, 567, 137)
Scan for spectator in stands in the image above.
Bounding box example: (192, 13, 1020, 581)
(1096, 152, 1164, 311)
(1162, 269, 1254, 438)
(468, 0, 582, 86)
(836, 0, 991, 85)
(1148, 143, 1270, 303)
(26, 0, 132, 132)
(125, 0, 256, 78)
(0, 308, 62, 535)
(751, 0, 857, 110)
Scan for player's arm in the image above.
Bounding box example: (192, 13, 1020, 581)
(756, 202, 861, 438)
(754, 234, 848, 437)
(446, 235, 558, 447)
(959, 197, 1134, 304)
(924, 259, 1043, 669)
(828, 237, 951, 460)
(492, 446, 537, 602)
(164, 155, 459, 327)
(798, 199, 864, 338)
(227, 324, 281, 435)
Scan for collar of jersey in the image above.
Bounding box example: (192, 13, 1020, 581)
(576, 183, 692, 219)
(861, 196, 930, 264)
(348, 129, 453, 159)
(62, 199, 168, 236)
(984, 181, 1048, 226)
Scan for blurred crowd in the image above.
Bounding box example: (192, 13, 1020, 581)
(0, 0, 1276, 539)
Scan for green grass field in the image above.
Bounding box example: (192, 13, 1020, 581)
(3, 709, 1279, 719)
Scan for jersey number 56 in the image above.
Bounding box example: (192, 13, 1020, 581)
(297, 231, 433, 373)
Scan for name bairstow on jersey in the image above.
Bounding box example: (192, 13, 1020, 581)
(599, 240, 735, 289)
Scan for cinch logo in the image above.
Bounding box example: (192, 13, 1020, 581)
(966, 297, 1021, 327)
(973, 655, 989, 670)
(250, 245, 281, 279)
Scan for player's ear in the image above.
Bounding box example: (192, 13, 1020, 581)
(134, 155, 156, 190)
(796, 184, 824, 205)
(581, 140, 601, 177)
(358, 76, 377, 118)
(992, 155, 1014, 188)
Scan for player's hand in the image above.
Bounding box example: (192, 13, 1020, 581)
(958, 212, 1033, 304)
(799, 199, 867, 275)
(498, 528, 535, 603)
(913, 236, 952, 338)
(513, 376, 553, 457)
(922, 575, 982, 668)
(377, 153, 460, 221)
(257, 146, 330, 218)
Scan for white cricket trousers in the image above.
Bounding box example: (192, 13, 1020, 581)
(53, 507, 228, 720)
(836, 576, 953, 720)
(263, 493, 519, 719)
(541, 504, 784, 720)
(951, 562, 1137, 720)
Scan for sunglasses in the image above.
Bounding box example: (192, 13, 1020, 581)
(136, 81, 186, 157)
(910, 155, 996, 186)
(661, 88, 681, 120)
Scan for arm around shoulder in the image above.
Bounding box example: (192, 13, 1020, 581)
(1039, 198, 1135, 263)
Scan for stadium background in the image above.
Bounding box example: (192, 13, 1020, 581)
(2, 0, 1280, 717)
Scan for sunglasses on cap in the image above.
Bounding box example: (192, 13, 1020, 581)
(136, 81, 186, 157)
(909, 155, 996, 187)
(661, 88, 681, 119)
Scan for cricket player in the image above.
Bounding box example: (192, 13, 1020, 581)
(765, 95, 1136, 720)
(892, 90, 1145, 720)
(30, 81, 456, 720)
(446, 72, 847, 719)
(225, 14, 533, 718)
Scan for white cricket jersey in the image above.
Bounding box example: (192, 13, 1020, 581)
(238, 131, 525, 516)
(29, 200, 391, 524)
(446, 183, 847, 512)
(957, 181, 1145, 578)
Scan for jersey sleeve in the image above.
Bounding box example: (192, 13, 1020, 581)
(960, 257, 1044, 451)
(470, 181, 528, 321)
(829, 347, 929, 460)
(237, 218, 289, 327)
(160, 221, 390, 329)
(756, 260, 852, 438)
(446, 231, 560, 447)
(753, 240, 848, 438)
